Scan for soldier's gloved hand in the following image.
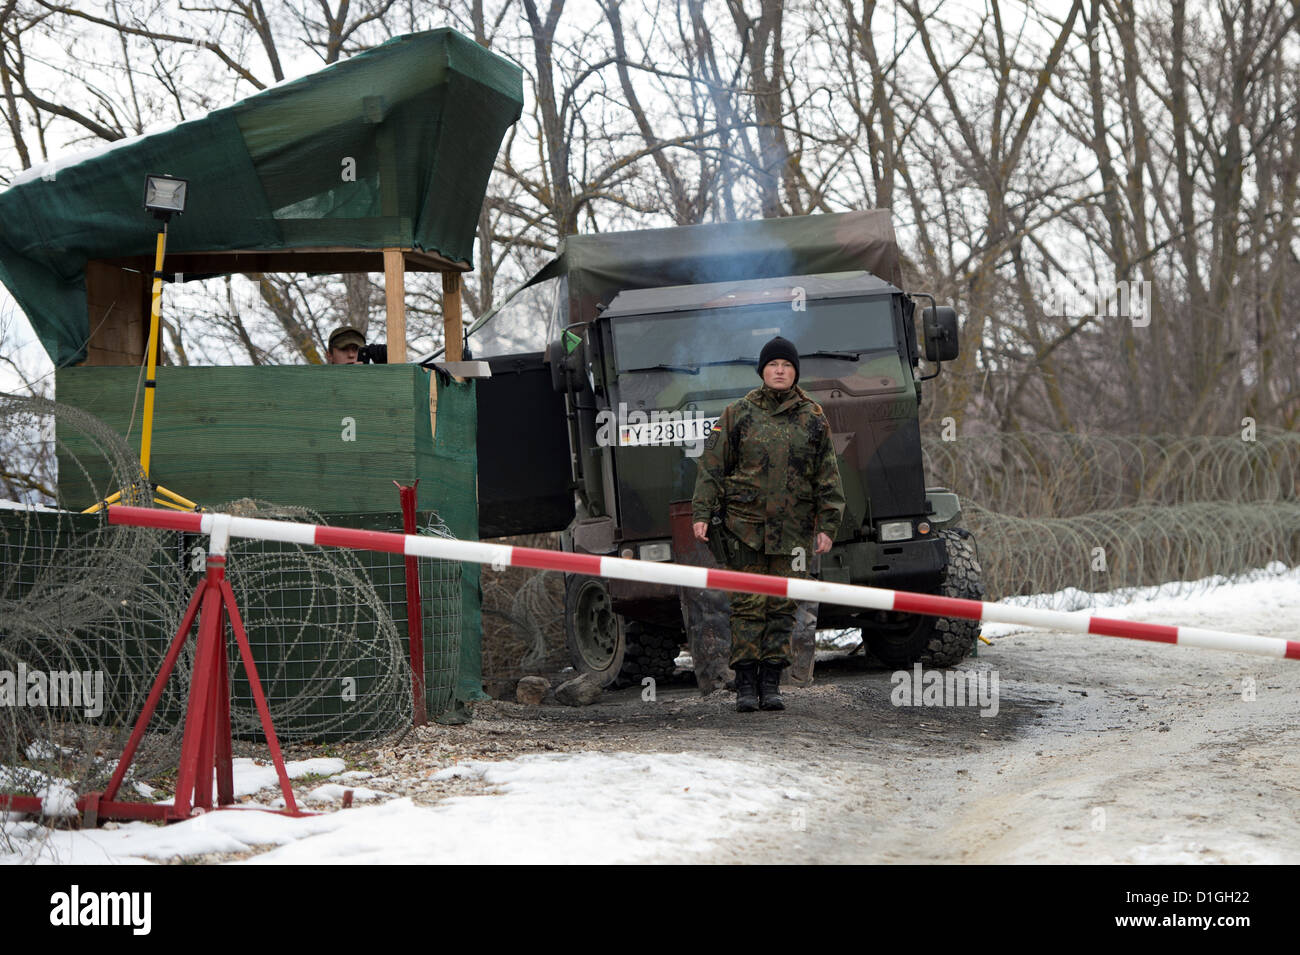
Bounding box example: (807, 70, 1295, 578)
(693, 521, 710, 542)
(815, 532, 832, 554)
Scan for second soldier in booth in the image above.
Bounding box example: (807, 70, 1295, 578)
(691, 335, 845, 713)
(326, 325, 388, 365)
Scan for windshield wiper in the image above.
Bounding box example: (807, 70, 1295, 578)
(625, 363, 701, 374)
(698, 357, 758, 367)
(802, 350, 863, 361)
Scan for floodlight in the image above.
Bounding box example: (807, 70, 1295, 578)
(85, 173, 200, 514)
(143, 174, 188, 217)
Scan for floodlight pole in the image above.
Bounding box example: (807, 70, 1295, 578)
(84, 189, 199, 514)
(139, 223, 167, 477)
(135, 215, 201, 510)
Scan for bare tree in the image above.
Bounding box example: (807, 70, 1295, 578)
(0, 0, 1296, 440)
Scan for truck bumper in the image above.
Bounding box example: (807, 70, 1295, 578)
(816, 536, 946, 625)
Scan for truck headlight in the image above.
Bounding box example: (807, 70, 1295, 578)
(639, 542, 672, 561)
(879, 521, 913, 542)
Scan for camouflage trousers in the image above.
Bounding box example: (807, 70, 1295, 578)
(727, 539, 801, 667)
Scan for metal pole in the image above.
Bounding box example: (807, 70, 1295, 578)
(396, 481, 428, 726)
(139, 225, 168, 478)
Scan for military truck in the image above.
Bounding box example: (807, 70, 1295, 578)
(475, 211, 982, 688)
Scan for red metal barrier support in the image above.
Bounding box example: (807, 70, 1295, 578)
(396, 481, 428, 726)
(81, 515, 303, 823)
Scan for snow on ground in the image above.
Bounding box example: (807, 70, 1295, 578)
(222, 757, 345, 798)
(3, 751, 818, 865)
(812, 563, 1300, 653)
(2, 568, 1296, 865)
(248, 751, 816, 865)
(980, 562, 1300, 639)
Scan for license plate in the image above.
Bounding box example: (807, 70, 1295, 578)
(618, 415, 719, 447)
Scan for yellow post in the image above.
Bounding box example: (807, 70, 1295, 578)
(138, 227, 168, 478)
(82, 217, 199, 513)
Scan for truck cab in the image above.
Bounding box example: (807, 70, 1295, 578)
(476, 212, 981, 687)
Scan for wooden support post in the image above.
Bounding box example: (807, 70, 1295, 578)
(442, 272, 463, 362)
(83, 261, 151, 366)
(384, 248, 407, 363)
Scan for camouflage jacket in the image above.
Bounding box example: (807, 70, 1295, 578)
(691, 384, 845, 555)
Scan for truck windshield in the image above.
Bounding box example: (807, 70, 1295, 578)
(613, 296, 895, 373)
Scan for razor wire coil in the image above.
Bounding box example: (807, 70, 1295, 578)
(1, 396, 459, 811)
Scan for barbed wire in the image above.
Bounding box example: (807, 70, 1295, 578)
(1, 393, 189, 801)
(216, 499, 414, 743)
(0, 398, 457, 815)
(922, 430, 1300, 607)
(923, 429, 1300, 517)
(965, 501, 1300, 609)
(481, 534, 567, 681)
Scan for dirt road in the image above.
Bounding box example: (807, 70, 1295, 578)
(342, 618, 1300, 864)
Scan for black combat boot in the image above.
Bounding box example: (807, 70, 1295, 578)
(734, 663, 759, 712)
(758, 661, 785, 711)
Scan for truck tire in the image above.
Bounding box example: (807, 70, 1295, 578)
(564, 574, 626, 687)
(621, 622, 682, 685)
(864, 528, 983, 668)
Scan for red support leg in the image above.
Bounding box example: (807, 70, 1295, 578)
(192, 601, 224, 812)
(72, 539, 307, 824)
(221, 577, 299, 814)
(396, 481, 427, 726)
(172, 561, 226, 818)
(214, 629, 234, 807)
(101, 577, 207, 803)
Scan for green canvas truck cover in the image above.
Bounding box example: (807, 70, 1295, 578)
(538, 210, 904, 327)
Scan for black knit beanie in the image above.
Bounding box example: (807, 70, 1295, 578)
(757, 335, 800, 383)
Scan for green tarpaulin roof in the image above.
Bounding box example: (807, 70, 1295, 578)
(530, 210, 905, 328)
(0, 29, 523, 366)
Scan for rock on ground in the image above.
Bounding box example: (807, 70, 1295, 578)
(555, 674, 604, 706)
(516, 675, 550, 705)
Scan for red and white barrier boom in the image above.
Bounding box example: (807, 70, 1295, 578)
(110, 505, 1299, 661)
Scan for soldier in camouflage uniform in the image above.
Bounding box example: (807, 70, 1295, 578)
(692, 336, 845, 712)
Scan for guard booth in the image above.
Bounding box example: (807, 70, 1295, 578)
(0, 29, 524, 732)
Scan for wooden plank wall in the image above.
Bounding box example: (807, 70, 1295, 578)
(83, 261, 151, 366)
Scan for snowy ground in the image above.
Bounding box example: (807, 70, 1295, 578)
(3, 565, 1298, 865)
(2, 752, 822, 865)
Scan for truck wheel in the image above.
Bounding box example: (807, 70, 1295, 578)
(621, 622, 683, 686)
(865, 528, 983, 668)
(564, 574, 626, 687)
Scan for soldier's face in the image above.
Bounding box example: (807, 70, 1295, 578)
(328, 343, 361, 364)
(762, 358, 795, 391)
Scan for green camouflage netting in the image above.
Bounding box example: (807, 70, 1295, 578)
(0, 29, 523, 366)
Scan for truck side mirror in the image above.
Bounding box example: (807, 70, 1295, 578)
(922, 306, 960, 363)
